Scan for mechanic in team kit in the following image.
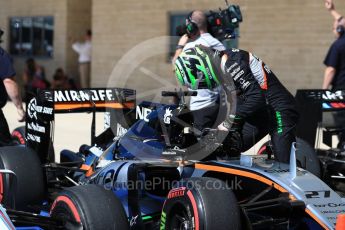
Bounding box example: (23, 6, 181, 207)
(0, 29, 25, 146)
(174, 45, 299, 163)
(323, 1, 345, 150)
(172, 10, 226, 132)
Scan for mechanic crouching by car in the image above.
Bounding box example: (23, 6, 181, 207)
(174, 45, 299, 163)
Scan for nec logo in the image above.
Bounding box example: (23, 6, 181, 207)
(136, 106, 152, 122)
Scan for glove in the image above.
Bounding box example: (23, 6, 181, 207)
(223, 129, 243, 156)
(220, 115, 244, 156)
(222, 114, 244, 132)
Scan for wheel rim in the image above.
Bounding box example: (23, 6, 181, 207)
(52, 208, 83, 230)
(50, 196, 83, 230)
(169, 203, 194, 230)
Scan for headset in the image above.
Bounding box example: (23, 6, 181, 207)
(186, 11, 199, 37)
(337, 25, 345, 36)
(0, 29, 3, 43)
(336, 16, 344, 36)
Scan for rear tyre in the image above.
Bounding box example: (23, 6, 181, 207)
(0, 146, 45, 209)
(257, 137, 321, 177)
(50, 184, 129, 230)
(161, 177, 241, 230)
(11, 126, 26, 145)
(11, 126, 55, 162)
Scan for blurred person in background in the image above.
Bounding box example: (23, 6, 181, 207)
(0, 29, 25, 146)
(324, 0, 345, 25)
(72, 29, 92, 88)
(23, 58, 49, 101)
(51, 68, 75, 90)
(323, 0, 345, 149)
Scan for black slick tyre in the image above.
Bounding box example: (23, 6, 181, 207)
(160, 177, 241, 230)
(50, 184, 129, 230)
(0, 146, 45, 209)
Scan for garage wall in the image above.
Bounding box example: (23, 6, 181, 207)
(1, 0, 343, 95)
(240, 0, 342, 91)
(0, 0, 91, 87)
(0, 0, 68, 85)
(91, 0, 344, 99)
(65, 0, 92, 85)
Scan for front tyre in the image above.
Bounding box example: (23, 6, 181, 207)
(50, 184, 129, 230)
(161, 177, 241, 230)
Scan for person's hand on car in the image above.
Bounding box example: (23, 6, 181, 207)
(224, 130, 243, 155)
(219, 115, 245, 155)
(218, 123, 229, 131)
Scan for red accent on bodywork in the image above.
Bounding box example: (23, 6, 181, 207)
(330, 102, 345, 108)
(336, 214, 345, 230)
(0, 174, 3, 203)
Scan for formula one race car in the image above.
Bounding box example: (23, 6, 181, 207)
(0, 88, 345, 229)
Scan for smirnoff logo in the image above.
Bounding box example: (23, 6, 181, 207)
(54, 89, 123, 102)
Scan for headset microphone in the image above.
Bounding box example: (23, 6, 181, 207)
(337, 25, 345, 36)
